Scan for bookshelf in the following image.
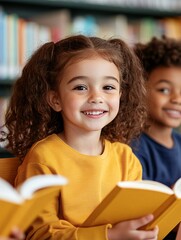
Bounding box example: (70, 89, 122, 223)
(1, 0, 181, 155)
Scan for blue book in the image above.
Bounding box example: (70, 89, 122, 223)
(0, 8, 8, 79)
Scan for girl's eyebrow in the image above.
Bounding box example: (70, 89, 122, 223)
(105, 76, 120, 83)
(67, 76, 88, 84)
(156, 79, 171, 85)
(67, 76, 119, 84)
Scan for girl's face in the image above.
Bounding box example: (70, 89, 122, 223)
(49, 56, 121, 134)
(146, 67, 181, 129)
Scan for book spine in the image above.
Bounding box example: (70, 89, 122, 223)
(0, 10, 8, 79)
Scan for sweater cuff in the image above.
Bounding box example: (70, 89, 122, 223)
(77, 224, 112, 240)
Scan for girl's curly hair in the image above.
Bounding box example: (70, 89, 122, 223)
(0, 35, 147, 159)
(134, 35, 181, 79)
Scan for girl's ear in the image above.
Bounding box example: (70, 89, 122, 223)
(119, 91, 122, 98)
(47, 90, 62, 112)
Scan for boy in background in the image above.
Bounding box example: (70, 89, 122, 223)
(132, 36, 181, 240)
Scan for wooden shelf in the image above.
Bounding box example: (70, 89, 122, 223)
(0, 80, 14, 96)
(1, 0, 181, 17)
(0, 148, 14, 158)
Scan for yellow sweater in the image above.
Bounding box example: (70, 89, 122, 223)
(15, 134, 142, 240)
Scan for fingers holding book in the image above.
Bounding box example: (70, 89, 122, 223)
(107, 214, 159, 240)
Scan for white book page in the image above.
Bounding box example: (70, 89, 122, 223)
(17, 174, 68, 199)
(173, 178, 181, 198)
(117, 180, 173, 195)
(0, 178, 23, 203)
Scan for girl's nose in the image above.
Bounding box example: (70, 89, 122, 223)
(88, 92, 103, 104)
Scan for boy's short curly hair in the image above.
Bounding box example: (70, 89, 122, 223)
(134, 36, 181, 79)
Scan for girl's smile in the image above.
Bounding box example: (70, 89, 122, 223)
(81, 109, 108, 118)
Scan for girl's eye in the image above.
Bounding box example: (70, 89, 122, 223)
(73, 85, 87, 91)
(158, 88, 170, 94)
(103, 85, 116, 90)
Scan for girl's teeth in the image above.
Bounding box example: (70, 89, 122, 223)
(84, 111, 103, 115)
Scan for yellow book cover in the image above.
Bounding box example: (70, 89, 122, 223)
(83, 178, 181, 240)
(0, 174, 68, 236)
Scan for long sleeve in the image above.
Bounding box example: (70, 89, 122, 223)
(15, 134, 142, 240)
(15, 162, 112, 240)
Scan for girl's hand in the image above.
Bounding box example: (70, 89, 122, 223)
(0, 227, 25, 240)
(108, 214, 158, 240)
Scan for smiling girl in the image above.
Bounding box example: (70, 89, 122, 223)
(1, 35, 158, 240)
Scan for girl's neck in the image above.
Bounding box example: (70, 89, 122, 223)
(145, 124, 173, 148)
(58, 131, 104, 156)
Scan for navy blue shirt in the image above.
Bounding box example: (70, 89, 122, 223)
(131, 131, 181, 187)
(131, 131, 181, 239)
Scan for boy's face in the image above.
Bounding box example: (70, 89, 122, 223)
(146, 67, 181, 129)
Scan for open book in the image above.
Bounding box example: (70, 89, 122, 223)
(83, 178, 181, 240)
(0, 174, 68, 236)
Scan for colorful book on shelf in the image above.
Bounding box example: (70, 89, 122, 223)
(7, 13, 19, 79)
(82, 178, 181, 240)
(96, 14, 128, 39)
(0, 8, 8, 79)
(162, 18, 181, 39)
(0, 174, 68, 237)
(139, 18, 157, 43)
(0, 97, 9, 127)
(30, 10, 71, 41)
(18, 17, 26, 69)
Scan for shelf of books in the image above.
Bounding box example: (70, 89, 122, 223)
(1, 0, 181, 81)
(1, 0, 181, 155)
(1, 4, 181, 81)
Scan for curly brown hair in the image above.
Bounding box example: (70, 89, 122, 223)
(134, 35, 181, 79)
(0, 35, 147, 159)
